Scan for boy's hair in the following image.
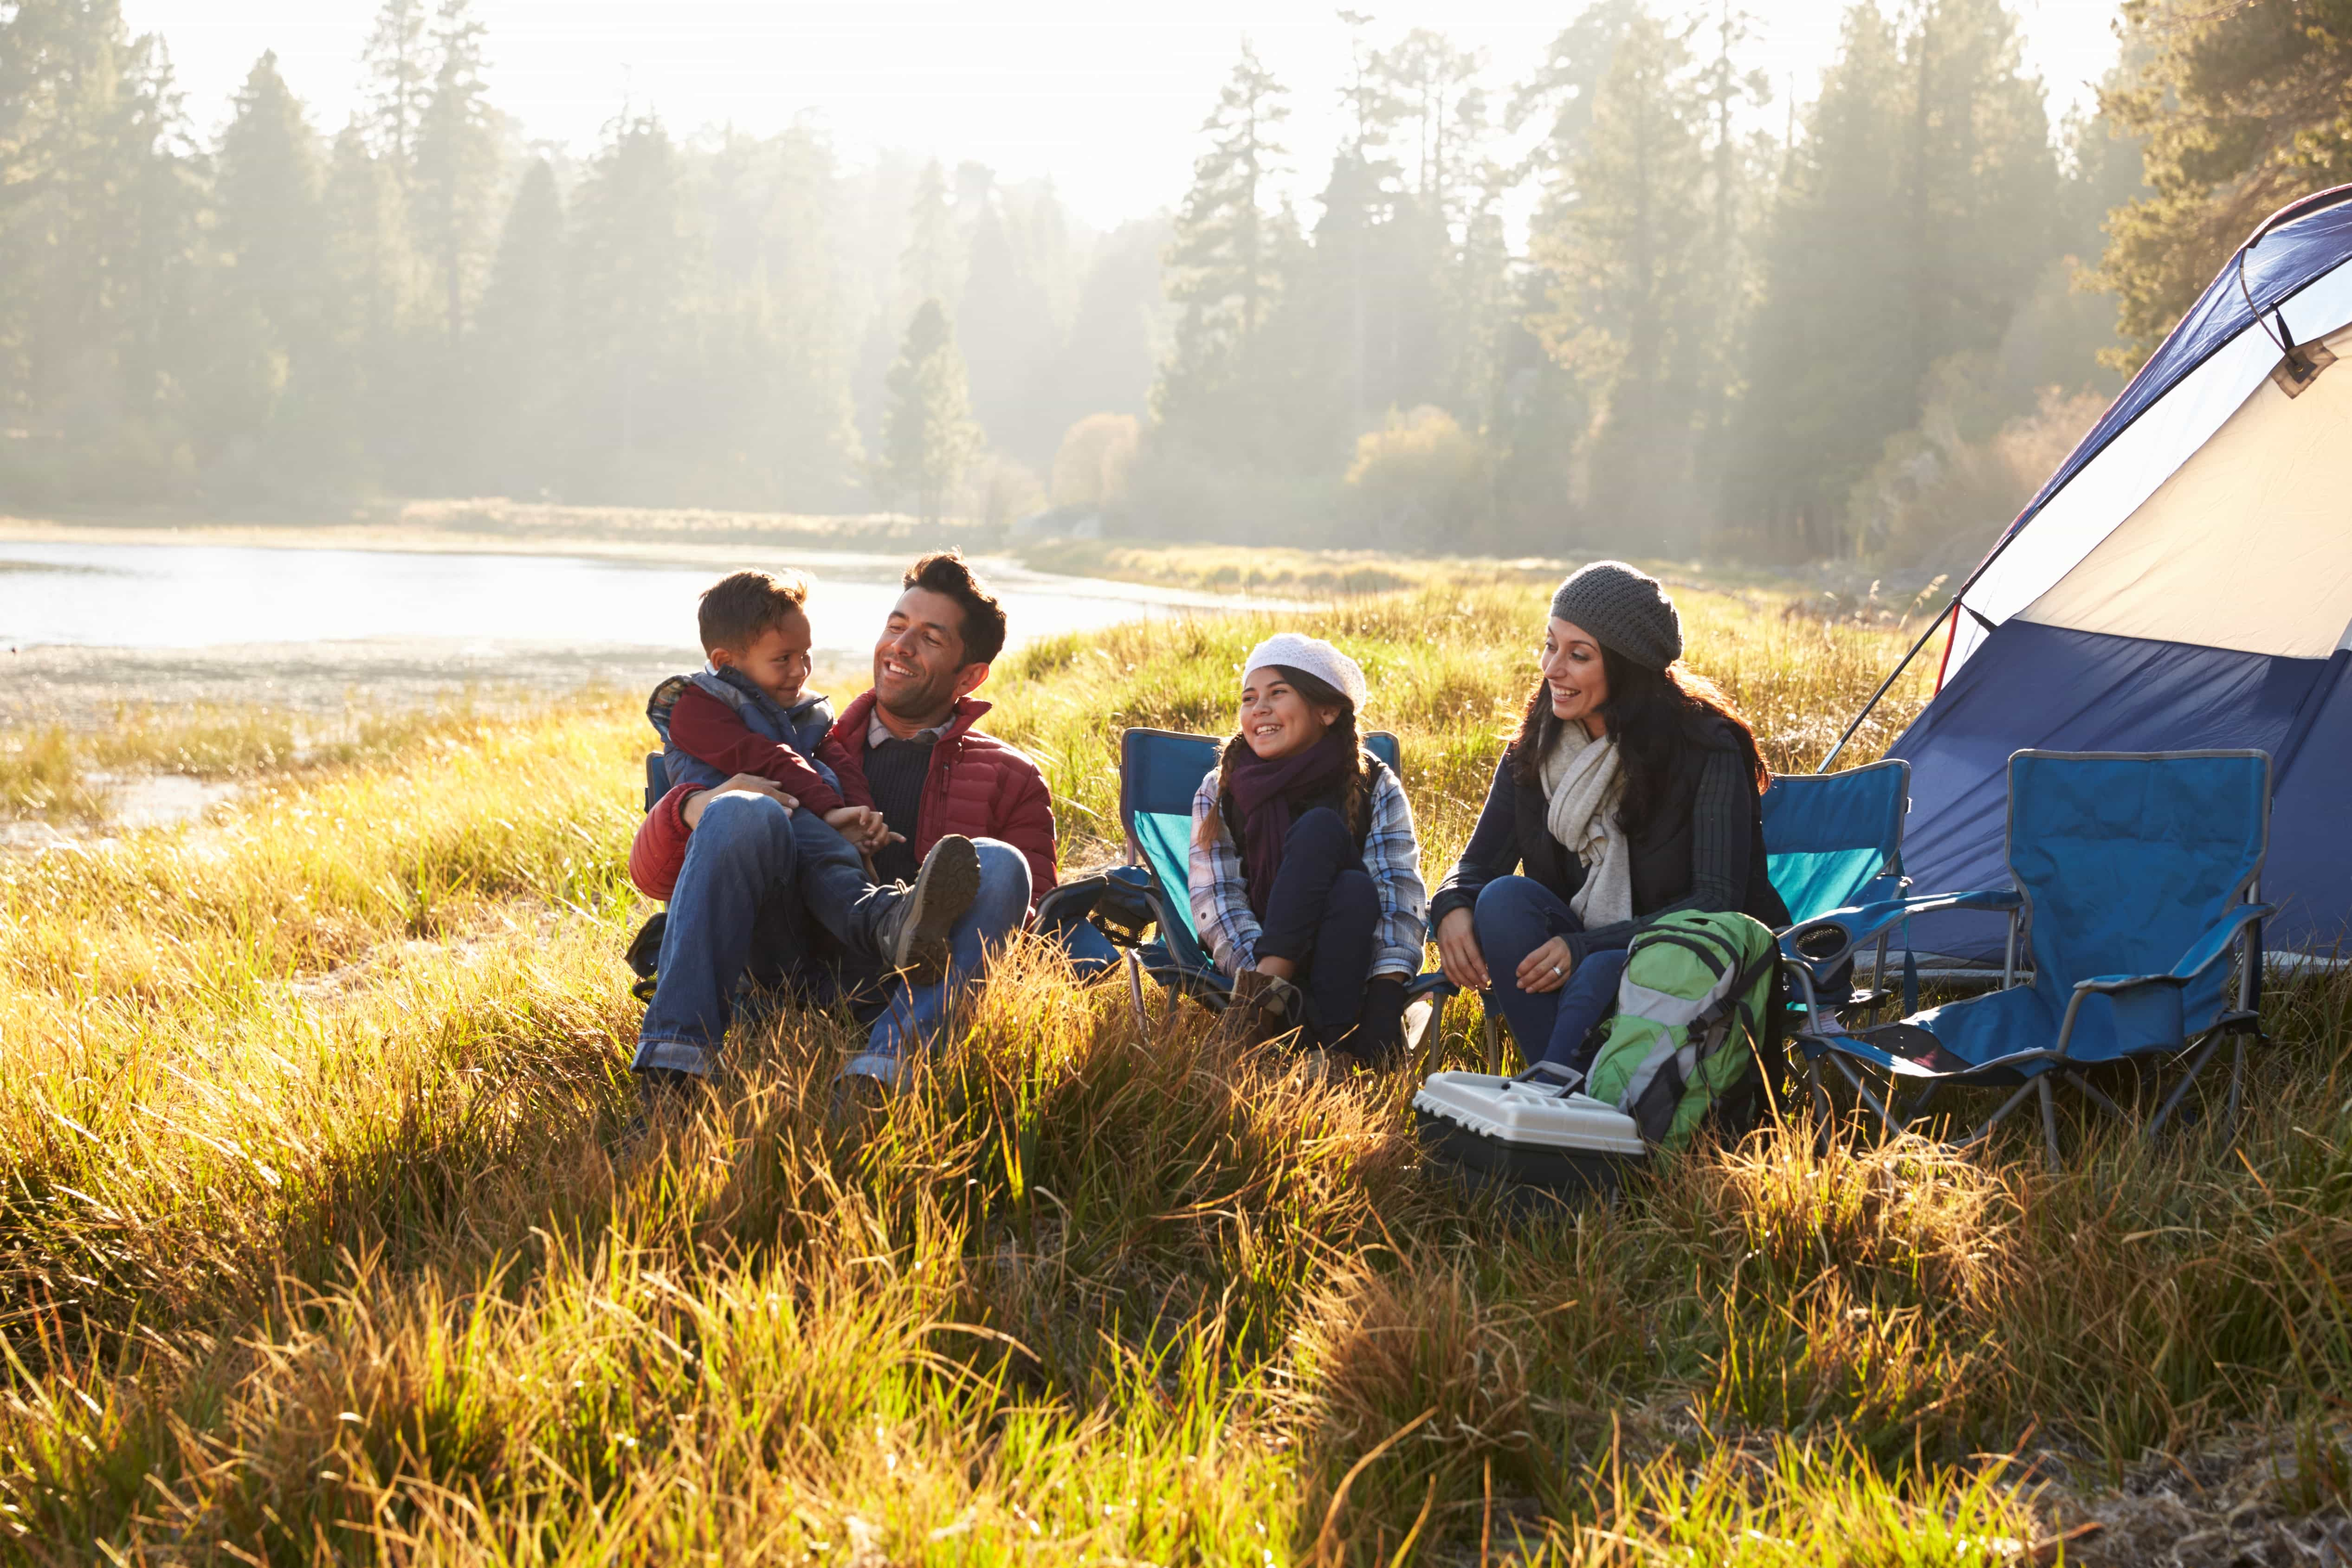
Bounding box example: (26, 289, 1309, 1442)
(904, 550, 1008, 667)
(698, 569, 810, 655)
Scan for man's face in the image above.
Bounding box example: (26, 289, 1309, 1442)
(874, 586, 981, 719)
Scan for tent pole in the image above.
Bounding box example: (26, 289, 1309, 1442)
(1816, 602, 1956, 773)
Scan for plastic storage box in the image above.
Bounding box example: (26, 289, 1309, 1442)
(1413, 1071, 1648, 1200)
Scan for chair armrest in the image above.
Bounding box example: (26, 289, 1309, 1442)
(1779, 887, 2023, 968)
(1405, 972, 1458, 1004)
(2071, 903, 2274, 994)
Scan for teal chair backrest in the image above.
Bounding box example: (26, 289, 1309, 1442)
(1759, 759, 1910, 926)
(1120, 728, 1402, 942)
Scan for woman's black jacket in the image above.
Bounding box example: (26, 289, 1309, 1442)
(1429, 716, 1789, 963)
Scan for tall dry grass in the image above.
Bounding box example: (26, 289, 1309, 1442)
(0, 579, 2343, 1564)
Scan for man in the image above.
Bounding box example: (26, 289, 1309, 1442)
(628, 550, 1056, 1103)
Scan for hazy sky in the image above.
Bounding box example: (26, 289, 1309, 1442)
(120, 0, 2124, 230)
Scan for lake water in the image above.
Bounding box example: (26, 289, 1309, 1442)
(0, 541, 1232, 664)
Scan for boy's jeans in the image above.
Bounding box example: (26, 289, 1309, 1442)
(631, 791, 1027, 1084)
(1471, 875, 1633, 1077)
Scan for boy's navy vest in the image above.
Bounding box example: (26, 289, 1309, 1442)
(646, 666, 840, 794)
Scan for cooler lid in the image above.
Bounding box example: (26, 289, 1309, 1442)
(1412, 1071, 1648, 1157)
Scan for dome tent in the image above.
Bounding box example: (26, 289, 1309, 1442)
(1855, 186, 2352, 961)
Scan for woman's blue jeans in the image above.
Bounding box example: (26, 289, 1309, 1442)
(1472, 876, 1630, 1075)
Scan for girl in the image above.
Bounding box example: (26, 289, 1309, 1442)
(1430, 562, 1788, 1085)
(1189, 633, 1428, 1071)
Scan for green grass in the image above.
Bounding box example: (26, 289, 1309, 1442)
(0, 577, 2343, 1563)
(0, 694, 582, 824)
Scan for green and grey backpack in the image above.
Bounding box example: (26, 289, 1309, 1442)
(1582, 910, 1783, 1152)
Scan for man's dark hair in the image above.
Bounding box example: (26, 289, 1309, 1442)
(903, 550, 1008, 666)
(698, 569, 810, 655)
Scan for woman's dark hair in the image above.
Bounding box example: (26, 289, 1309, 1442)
(1508, 650, 1769, 839)
(1195, 665, 1373, 847)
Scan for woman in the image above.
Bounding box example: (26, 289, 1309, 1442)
(1189, 633, 1428, 1071)
(1430, 561, 1787, 1084)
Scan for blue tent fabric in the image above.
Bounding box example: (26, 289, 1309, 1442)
(1886, 189, 2352, 959)
(1997, 190, 2352, 558)
(1895, 624, 2330, 957)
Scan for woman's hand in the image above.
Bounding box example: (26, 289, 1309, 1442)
(1435, 908, 1490, 990)
(682, 775, 798, 830)
(1516, 936, 1576, 995)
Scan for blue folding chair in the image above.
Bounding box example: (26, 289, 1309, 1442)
(1762, 759, 1910, 923)
(1105, 727, 1457, 1041)
(1780, 750, 2273, 1167)
(1762, 759, 1914, 1015)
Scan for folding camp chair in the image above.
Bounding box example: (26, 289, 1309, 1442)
(1761, 759, 1915, 1016)
(643, 751, 669, 812)
(1101, 726, 1458, 1046)
(1779, 750, 2273, 1168)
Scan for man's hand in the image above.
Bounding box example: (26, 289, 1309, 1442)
(1516, 936, 1576, 995)
(681, 774, 798, 830)
(1435, 907, 1490, 990)
(823, 804, 902, 852)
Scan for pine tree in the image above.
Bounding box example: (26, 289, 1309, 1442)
(1687, 3, 1769, 471)
(1509, 0, 1644, 187)
(361, 0, 430, 169)
(1528, 11, 1707, 547)
(202, 50, 323, 468)
(412, 0, 498, 348)
(0, 1, 202, 497)
(566, 114, 695, 493)
(309, 120, 416, 486)
(472, 155, 562, 492)
(900, 159, 958, 315)
(2100, 0, 2352, 361)
(111, 34, 205, 448)
(1157, 43, 1291, 437)
(958, 192, 1062, 463)
(696, 127, 860, 507)
(1725, 0, 2059, 557)
(876, 298, 980, 523)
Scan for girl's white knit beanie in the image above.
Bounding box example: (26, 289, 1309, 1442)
(1241, 632, 1370, 713)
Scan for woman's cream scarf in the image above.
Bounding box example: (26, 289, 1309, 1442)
(1540, 722, 1633, 928)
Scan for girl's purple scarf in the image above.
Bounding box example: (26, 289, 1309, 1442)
(1226, 731, 1356, 916)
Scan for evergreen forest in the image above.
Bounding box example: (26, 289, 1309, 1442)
(3, 0, 2348, 567)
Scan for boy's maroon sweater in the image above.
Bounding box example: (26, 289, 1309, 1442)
(666, 684, 846, 815)
(628, 691, 1058, 911)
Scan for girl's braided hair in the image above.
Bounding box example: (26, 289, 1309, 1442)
(1195, 665, 1374, 848)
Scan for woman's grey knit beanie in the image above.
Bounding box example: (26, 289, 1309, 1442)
(1548, 561, 1682, 671)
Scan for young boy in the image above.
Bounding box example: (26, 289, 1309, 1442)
(647, 569, 892, 855)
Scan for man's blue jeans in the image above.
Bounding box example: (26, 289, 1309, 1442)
(632, 792, 1027, 1084)
(841, 838, 1029, 1087)
(1472, 876, 1631, 1075)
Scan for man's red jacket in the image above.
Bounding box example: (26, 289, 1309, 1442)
(627, 690, 1059, 911)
